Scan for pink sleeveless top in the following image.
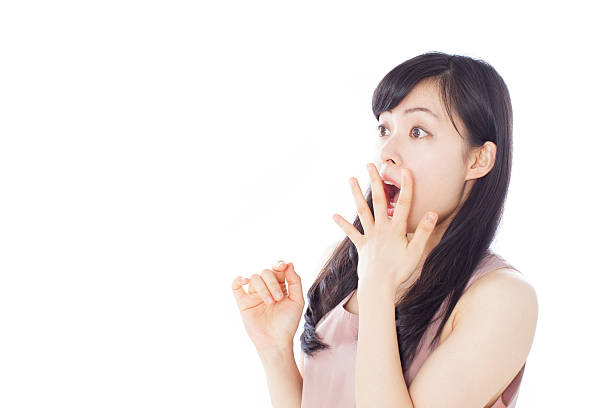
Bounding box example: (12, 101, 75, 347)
(301, 251, 527, 408)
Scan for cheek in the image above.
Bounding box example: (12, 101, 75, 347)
(405, 164, 464, 231)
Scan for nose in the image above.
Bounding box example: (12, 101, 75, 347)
(378, 138, 401, 169)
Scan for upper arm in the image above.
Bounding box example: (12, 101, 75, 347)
(408, 270, 538, 408)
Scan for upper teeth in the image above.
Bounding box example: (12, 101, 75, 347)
(383, 181, 394, 186)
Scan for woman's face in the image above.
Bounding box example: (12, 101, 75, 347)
(373, 78, 491, 235)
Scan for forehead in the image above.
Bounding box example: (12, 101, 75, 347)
(380, 78, 444, 120)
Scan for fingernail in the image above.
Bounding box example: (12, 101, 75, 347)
(265, 296, 274, 304)
(275, 260, 285, 268)
(274, 290, 283, 300)
(426, 212, 437, 223)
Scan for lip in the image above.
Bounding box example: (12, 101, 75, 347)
(380, 172, 401, 189)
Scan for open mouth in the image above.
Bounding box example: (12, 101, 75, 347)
(383, 182, 400, 207)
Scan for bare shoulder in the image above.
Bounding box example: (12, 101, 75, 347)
(409, 268, 538, 407)
(455, 267, 539, 333)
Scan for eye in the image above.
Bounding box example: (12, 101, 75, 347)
(377, 125, 429, 139)
(377, 125, 390, 137)
(410, 126, 429, 139)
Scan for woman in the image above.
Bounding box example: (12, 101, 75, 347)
(231, 51, 538, 408)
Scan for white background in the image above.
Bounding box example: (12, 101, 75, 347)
(1, 0, 610, 406)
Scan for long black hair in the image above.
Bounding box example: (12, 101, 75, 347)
(299, 51, 514, 374)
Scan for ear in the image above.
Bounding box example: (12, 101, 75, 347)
(465, 141, 496, 181)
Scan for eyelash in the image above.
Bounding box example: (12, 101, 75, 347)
(377, 124, 429, 139)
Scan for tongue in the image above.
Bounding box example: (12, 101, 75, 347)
(390, 190, 400, 204)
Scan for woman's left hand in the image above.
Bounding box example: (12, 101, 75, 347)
(332, 163, 439, 296)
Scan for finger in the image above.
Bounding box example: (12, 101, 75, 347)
(270, 261, 289, 296)
(272, 260, 288, 271)
(261, 269, 286, 301)
(248, 273, 275, 305)
(367, 162, 387, 223)
(231, 275, 249, 304)
(392, 167, 414, 233)
(348, 176, 374, 234)
(231, 275, 259, 311)
(283, 262, 304, 305)
(332, 212, 364, 249)
(408, 211, 438, 257)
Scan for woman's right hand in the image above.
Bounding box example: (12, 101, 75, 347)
(231, 260, 305, 353)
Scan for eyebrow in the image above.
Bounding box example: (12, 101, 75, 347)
(403, 107, 439, 120)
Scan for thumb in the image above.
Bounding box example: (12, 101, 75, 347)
(284, 262, 304, 304)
